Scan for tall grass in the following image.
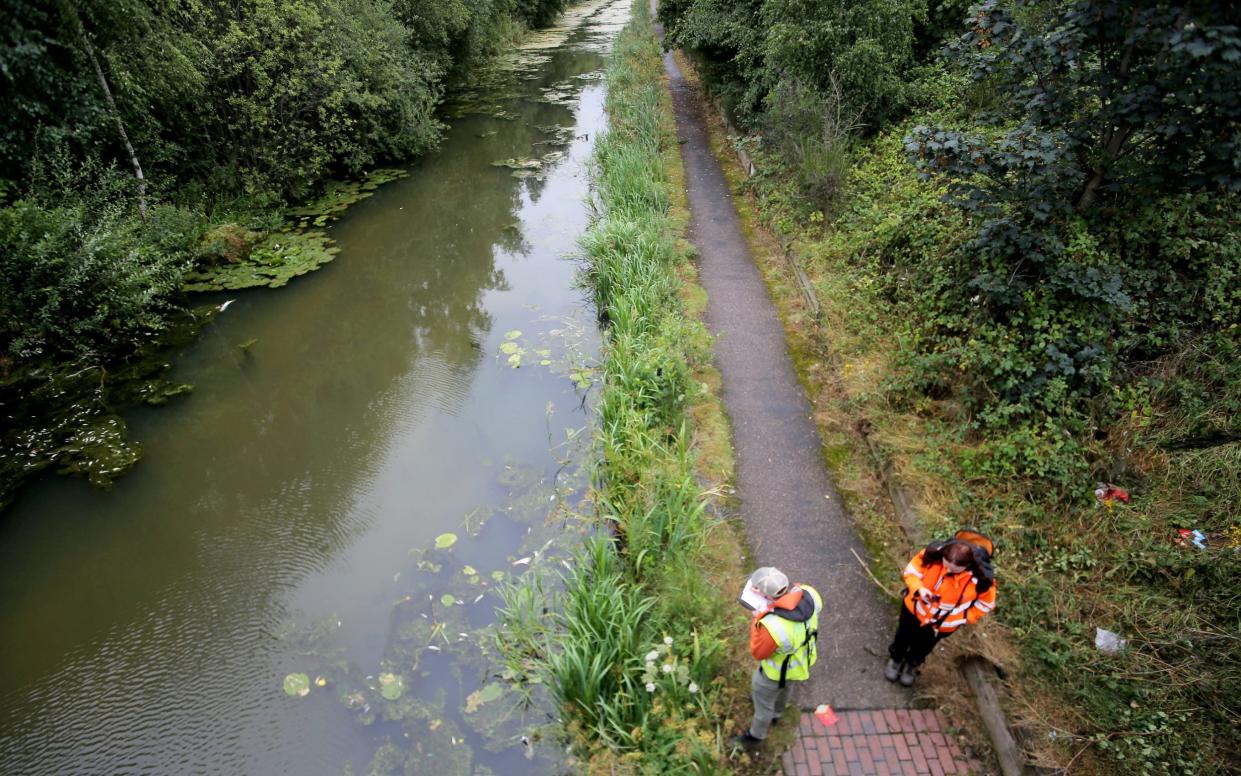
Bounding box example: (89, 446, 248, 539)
(497, 5, 732, 772)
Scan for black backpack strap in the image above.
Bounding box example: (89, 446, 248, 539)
(777, 625, 819, 689)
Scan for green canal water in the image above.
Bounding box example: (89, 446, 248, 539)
(0, 2, 630, 772)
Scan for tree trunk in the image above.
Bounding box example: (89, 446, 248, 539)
(1076, 168, 1105, 211)
(71, 6, 148, 218)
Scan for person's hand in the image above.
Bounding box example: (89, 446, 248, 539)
(916, 587, 938, 604)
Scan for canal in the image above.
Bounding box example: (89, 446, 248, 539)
(0, 1, 630, 772)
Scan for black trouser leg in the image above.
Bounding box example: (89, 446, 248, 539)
(888, 605, 944, 666)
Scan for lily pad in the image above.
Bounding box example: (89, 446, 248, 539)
(464, 682, 505, 713)
(283, 672, 311, 697)
(441, 594, 458, 606)
(182, 231, 340, 292)
(435, 533, 458, 549)
(378, 672, 405, 700)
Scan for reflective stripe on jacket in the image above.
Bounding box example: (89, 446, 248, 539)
(902, 551, 996, 634)
(758, 584, 822, 683)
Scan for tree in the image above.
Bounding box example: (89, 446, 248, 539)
(61, 1, 148, 216)
(909, 1, 1241, 214)
(902, 0, 1241, 410)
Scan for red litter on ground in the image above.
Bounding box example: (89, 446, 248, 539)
(814, 703, 839, 726)
(1094, 484, 1130, 505)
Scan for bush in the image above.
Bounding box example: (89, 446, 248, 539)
(761, 77, 860, 211)
(0, 196, 197, 362)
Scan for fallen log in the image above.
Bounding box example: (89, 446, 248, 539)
(961, 656, 1029, 776)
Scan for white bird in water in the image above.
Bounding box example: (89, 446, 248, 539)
(218, 299, 236, 312)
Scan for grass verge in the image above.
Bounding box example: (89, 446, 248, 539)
(497, 6, 751, 774)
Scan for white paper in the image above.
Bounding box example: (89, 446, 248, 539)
(738, 584, 769, 611)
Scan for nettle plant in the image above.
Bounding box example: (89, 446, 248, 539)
(903, 0, 1241, 424)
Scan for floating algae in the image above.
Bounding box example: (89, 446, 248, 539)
(538, 81, 580, 107)
(182, 168, 409, 293)
(287, 168, 410, 225)
(532, 124, 574, 148)
(0, 310, 208, 504)
(491, 157, 547, 181)
(181, 231, 340, 292)
(490, 158, 543, 171)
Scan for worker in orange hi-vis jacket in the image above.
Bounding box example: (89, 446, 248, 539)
(885, 529, 997, 687)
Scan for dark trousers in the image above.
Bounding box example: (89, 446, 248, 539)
(888, 605, 949, 667)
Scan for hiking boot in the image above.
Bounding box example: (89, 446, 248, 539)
(729, 731, 763, 752)
(884, 658, 902, 682)
(898, 663, 918, 687)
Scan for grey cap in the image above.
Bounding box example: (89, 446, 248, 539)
(749, 567, 789, 599)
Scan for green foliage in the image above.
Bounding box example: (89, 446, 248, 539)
(759, 77, 860, 210)
(760, 0, 924, 126)
(660, 0, 931, 128)
(0, 193, 196, 361)
(894, 1, 1241, 474)
(3, 0, 569, 199)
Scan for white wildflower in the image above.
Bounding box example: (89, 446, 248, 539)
(663, 636, 673, 646)
(662, 663, 674, 674)
(688, 682, 699, 694)
(645, 650, 659, 663)
(645, 682, 656, 693)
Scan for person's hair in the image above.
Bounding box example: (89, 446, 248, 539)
(942, 541, 975, 567)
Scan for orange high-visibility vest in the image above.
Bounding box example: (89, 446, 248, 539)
(902, 550, 996, 634)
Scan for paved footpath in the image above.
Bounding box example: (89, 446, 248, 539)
(656, 9, 982, 774)
(785, 710, 980, 776)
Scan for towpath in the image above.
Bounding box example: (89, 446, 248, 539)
(656, 14, 982, 776)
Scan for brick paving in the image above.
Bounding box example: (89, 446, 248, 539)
(782, 709, 982, 776)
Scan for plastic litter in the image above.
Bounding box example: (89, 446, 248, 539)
(814, 703, 839, 727)
(1094, 484, 1130, 506)
(1094, 627, 1128, 654)
(1176, 528, 1208, 549)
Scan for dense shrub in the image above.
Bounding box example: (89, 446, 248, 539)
(2, 0, 568, 197)
(660, 0, 939, 128)
(0, 195, 198, 362)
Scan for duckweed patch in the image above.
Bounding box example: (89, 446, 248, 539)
(534, 124, 575, 148)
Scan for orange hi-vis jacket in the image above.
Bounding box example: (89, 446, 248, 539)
(902, 549, 996, 634)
